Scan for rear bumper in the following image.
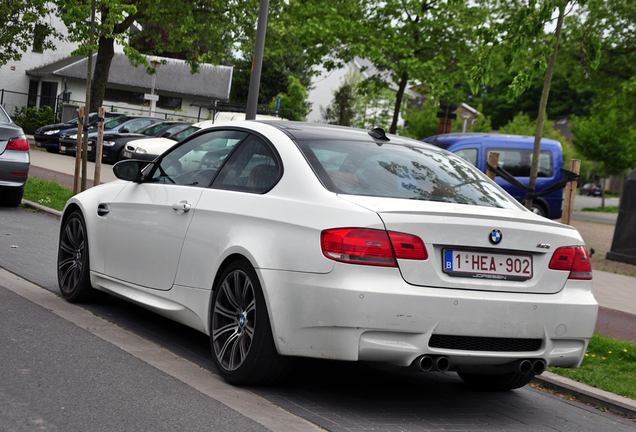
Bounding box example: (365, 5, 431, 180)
(0, 151, 30, 188)
(260, 264, 598, 371)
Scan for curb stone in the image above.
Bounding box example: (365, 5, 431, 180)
(21, 199, 62, 220)
(534, 372, 636, 420)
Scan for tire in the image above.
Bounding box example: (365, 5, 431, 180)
(57, 211, 107, 303)
(458, 371, 536, 391)
(531, 202, 546, 218)
(210, 259, 293, 385)
(1, 187, 24, 207)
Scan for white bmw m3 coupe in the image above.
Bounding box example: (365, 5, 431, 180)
(57, 121, 597, 390)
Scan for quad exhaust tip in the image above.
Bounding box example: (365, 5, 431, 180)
(514, 359, 547, 375)
(417, 355, 450, 372)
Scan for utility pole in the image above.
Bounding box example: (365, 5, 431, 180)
(245, 0, 269, 120)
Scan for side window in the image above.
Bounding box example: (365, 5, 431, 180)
(126, 120, 152, 133)
(453, 148, 478, 166)
(212, 136, 281, 193)
(151, 130, 248, 187)
(488, 149, 553, 177)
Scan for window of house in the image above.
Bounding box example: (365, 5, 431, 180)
(33, 24, 46, 53)
(104, 88, 146, 105)
(158, 96, 182, 110)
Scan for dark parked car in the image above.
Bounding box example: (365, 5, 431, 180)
(579, 183, 603, 196)
(34, 112, 124, 153)
(88, 121, 190, 164)
(0, 105, 29, 207)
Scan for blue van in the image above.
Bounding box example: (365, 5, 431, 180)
(422, 133, 564, 219)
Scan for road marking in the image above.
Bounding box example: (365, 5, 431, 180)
(0, 268, 320, 432)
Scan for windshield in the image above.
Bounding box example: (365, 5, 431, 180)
(103, 116, 131, 130)
(297, 140, 518, 209)
(171, 125, 201, 142)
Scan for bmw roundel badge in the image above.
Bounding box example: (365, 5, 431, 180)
(489, 229, 502, 245)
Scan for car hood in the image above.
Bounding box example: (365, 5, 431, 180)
(126, 137, 176, 154)
(35, 122, 74, 134)
(338, 194, 583, 295)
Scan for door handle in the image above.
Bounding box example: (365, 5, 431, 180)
(172, 200, 191, 214)
(97, 204, 110, 216)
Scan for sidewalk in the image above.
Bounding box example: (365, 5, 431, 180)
(23, 144, 636, 419)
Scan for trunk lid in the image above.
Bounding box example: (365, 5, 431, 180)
(339, 195, 583, 294)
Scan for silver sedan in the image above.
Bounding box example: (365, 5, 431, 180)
(0, 105, 29, 207)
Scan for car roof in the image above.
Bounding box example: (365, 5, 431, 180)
(261, 121, 439, 149)
(422, 132, 561, 149)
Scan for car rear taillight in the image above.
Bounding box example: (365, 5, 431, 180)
(549, 246, 592, 280)
(321, 228, 427, 267)
(7, 136, 30, 151)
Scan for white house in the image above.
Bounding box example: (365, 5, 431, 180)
(0, 13, 233, 122)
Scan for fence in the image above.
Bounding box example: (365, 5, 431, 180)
(1, 88, 287, 124)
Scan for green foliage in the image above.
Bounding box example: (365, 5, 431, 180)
(352, 87, 397, 131)
(321, 83, 357, 126)
(0, 0, 61, 66)
(270, 76, 309, 122)
(550, 334, 636, 400)
(13, 106, 55, 134)
(399, 99, 440, 139)
(470, 1, 600, 101)
(469, 104, 492, 133)
(570, 80, 636, 177)
(290, 0, 487, 133)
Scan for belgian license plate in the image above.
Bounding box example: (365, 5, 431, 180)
(123, 151, 132, 158)
(87, 145, 93, 152)
(443, 249, 532, 281)
(60, 146, 66, 152)
(36, 141, 42, 147)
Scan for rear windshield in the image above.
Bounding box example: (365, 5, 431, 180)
(297, 140, 518, 209)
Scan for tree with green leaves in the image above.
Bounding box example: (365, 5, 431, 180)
(57, 0, 258, 112)
(291, 0, 486, 134)
(400, 99, 442, 139)
(270, 75, 309, 121)
(570, 78, 636, 208)
(470, 0, 601, 211)
(0, 0, 61, 66)
(321, 83, 357, 126)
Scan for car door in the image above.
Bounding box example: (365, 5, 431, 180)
(103, 129, 248, 290)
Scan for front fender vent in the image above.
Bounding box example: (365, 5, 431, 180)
(429, 334, 542, 352)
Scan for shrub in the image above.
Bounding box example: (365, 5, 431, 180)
(13, 106, 55, 134)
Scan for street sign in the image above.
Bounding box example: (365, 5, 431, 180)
(144, 94, 159, 101)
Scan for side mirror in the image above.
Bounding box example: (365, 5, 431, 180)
(120, 128, 129, 133)
(113, 160, 149, 182)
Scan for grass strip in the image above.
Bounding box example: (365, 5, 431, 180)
(23, 177, 73, 212)
(580, 206, 619, 213)
(550, 334, 636, 400)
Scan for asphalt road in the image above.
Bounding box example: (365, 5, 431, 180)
(2, 206, 636, 431)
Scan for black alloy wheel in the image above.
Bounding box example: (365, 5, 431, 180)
(57, 211, 106, 302)
(210, 260, 293, 385)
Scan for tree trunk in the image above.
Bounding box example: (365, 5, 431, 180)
(89, 35, 115, 112)
(389, 70, 409, 134)
(526, 2, 567, 211)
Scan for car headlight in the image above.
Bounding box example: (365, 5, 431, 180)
(69, 134, 77, 139)
(44, 129, 60, 135)
(103, 141, 116, 147)
(135, 148, 147, 155)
